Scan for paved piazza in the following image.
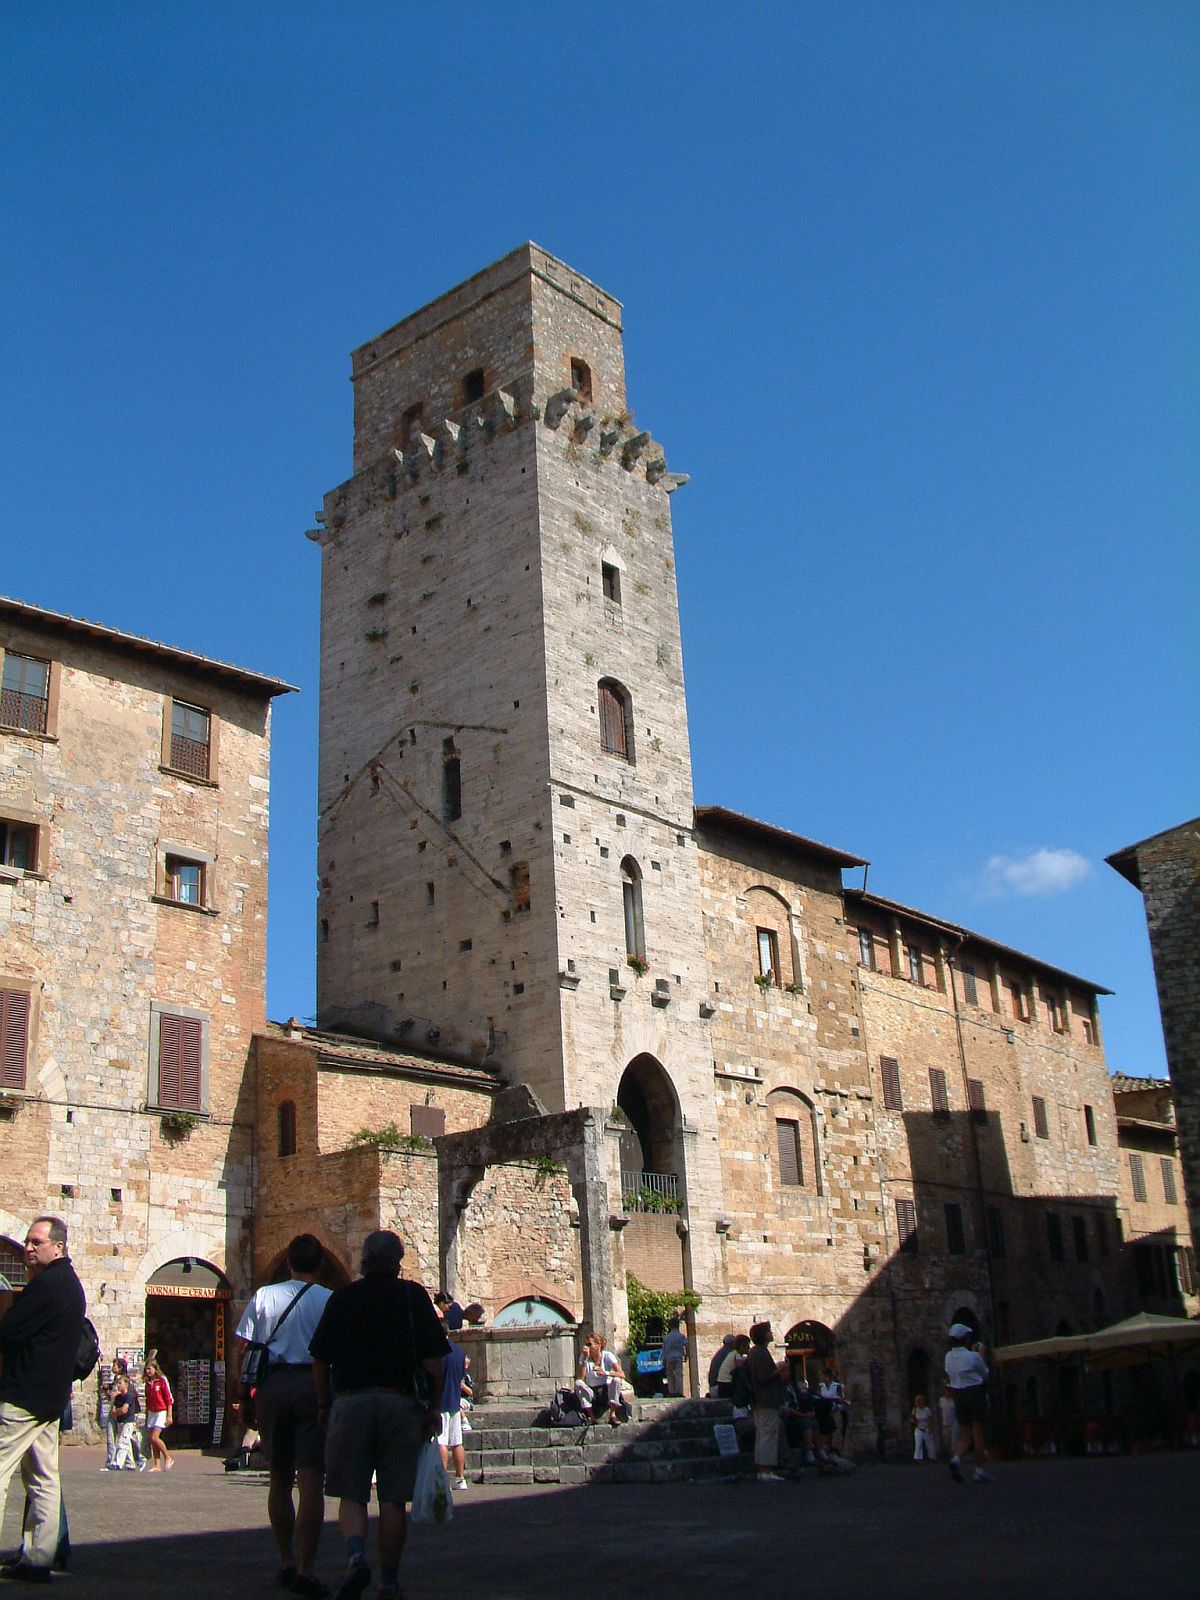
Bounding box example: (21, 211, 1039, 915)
(2, 1445, 1194, 1598)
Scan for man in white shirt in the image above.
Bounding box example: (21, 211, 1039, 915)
(234, 1234, 334, 1598)
(944, 1322, 991, 1484)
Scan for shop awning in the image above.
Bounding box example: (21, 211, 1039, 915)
(994, 1312, 1200, 1368)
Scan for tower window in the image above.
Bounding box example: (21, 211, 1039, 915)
(510, 860, 531, 913)
(756, 928, 780, 984)
(944, 1202, 966, 1255)
(960, 962, 978, 1006)
(857, 928, 875, 970)
(461, 368, 485, 405)
(621, 857, 645, 962)
(278, 1100, 297, 1158)
(598, 679, 635, 762)
(570, 357, 593, 402)
(397, 402, 425, 446)
(442, 747, 462, 822)
(602, 562, 622, 605)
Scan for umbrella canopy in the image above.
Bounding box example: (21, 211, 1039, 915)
(994, 1312, 1200, 1367)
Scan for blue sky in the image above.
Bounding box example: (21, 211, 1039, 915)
(3, 2, 1195, 1077)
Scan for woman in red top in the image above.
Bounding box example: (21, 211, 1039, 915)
(143, 1358, 175, 1471)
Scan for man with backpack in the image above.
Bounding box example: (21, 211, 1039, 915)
(0, 1215, 86, 1584)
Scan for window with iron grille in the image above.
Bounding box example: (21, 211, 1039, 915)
(278, 1100, 297, 1157)
(1129, 1153, 1147, 1203)
(0, 987, 31, 1091)
(598, 679, 634, 762)
(1072, 1215, 1088, 1262)
(929, 1067, 950, 1117)
(155, 1011, 204, 1111)
(944, 1202, 966, 1255)
(1161, 1158, 1178, 1206)
(880, 1056, 902, 1112)
(1032, 1095, 1050, 1139)
(169, 700, 211, 779)
(775, 1118, 803, 1187)
(1046, 1212, 1064, 1262)
(895, 1198, 918, 1255)
(967, 1078, 988, 1125)
(0, 1237, 28, 1289)
(0, 819, 38, 874)
(0, 652, 50, 735)
(757, 927, 780, 984)
(165, 855, 205, 907)
(960, 963, 978, 1007)
(1084, 1104, 1097, 1146)
(985, 1205, 1006, 1259)
(411, 1104, 446, 1140)
(857, 928, 875, 969)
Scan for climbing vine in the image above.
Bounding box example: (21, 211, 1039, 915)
(625, 1272, 701, 1354)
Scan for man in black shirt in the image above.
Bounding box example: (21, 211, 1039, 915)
(0, 1215, 86, 1583)
(310, 1231, 448, 1600)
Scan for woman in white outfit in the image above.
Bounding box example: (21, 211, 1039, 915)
(575, 1333, 627, 1425)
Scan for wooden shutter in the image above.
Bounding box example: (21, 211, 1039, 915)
(1129, 1154, 1146, 1203)
(896, 1198, 918, 1254)
(944, 1203, 965, 1255)
(985, 1205, 1006, 1259)
(158, 1014, 203, 1110)
(880, 1056, 902, 1111)
(411, 1104, 446, 1139)
(1032, 1095, 1049, 1139)
(960, 964, 978, 1006)
(0, 989, 30, 1089)
(967, 1078, 987, 1124)
(1161, 1159, 1177, 1206)
(775, 1119, 802, 1187)
(929, 1068, 949, 1116)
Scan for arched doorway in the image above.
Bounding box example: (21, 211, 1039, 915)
(951, 1304, 982, 1341)
(264, 1241, 349, 1291)
(783, 1319, 836, 1384)
(0, 1236, 26, 1321)
(907, 1348, 931, 1405)
(144, 1258, 232, 1450)
(617, 1055, 682, 1211)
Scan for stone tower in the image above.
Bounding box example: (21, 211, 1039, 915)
(311, 247, 726, 1275)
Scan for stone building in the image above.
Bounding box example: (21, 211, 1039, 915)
(0, 595, 292, 1441)
(1107, 821, 1200, 1259)
(295, 246, 1164, 1442)
(1110, 1072, 1197, 1317)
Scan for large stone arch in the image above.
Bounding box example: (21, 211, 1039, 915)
(616, 1053, 682, 1194)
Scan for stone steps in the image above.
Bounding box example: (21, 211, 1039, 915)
(461, 1397, 755, 1485)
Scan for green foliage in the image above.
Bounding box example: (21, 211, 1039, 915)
(626, 955, 649, 976)
(622, 1185, 683, 1215)
(626, 1273, 701, 1354)
(348, 1122, 432, 1153)
(531, 1154, 565, 1183)
(160, 1109, 201, 1137)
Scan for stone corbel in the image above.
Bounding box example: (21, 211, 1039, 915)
(544, 389, 576, 429)
(572, 411, 596, 441)
(598, 427, 621, 456)
(644, 457, 667, 484)
(621, 431, 650, 470)
(437, 418, 463, 459)
(661, 472, 690, 493)
(494, 388, 517, 427)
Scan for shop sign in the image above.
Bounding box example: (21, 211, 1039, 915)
(145, 1284, 232, 1301)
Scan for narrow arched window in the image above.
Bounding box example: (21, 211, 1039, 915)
(621, 857, 645, 961)
(598, 679, 634, 762)
(570, 357, 593, 403)
(461, 367, 486, 405)
(278, 1099, 297, 1158)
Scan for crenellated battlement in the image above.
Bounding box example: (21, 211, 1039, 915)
(308, 382, 687, 545)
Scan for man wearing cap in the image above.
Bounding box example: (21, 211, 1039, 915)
(309, 1231, 448, 1600)
(944, 1322, 991, 1483)
(0, 1216, 86, 1585)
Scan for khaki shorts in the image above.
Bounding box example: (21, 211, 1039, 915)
(324, 1392, 425, 1506)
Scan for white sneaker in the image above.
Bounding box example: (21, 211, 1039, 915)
(138, 1460, 148, 1472)
(973, 1467, 992, 1482)
(453, 1477, 468, 1490)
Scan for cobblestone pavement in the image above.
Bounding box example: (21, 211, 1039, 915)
(1, 1445, 1195, 1598)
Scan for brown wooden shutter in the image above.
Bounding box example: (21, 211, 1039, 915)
(599, 683, 626, 758)
(411, 1104, 446, 1139)
(1161, 1159, 1177, 1206)
(775, 1119, 801, 1187)
(1032, 1095, 1049, 1139)
(158, 1014, 202, 1109)
(896, 1198, 918, 1254)
(0, 989, 30, 1089)
(929, 1068, 949, 1115)
(880, 1056, 902, 1111)
(967, 1078, 987, 1124)
(1129, 1153, 1147, 1203)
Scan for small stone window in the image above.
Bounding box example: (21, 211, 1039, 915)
(857, 928, 875, 970)
(570, 357, 593, 402)
(621, 857, 645, 962)
(397, 402, 425, 447)
(0, 651, 51, 735)
(1084, 1104, 1097, 1146)
(0, 987, 31, 1091)
(278, 1100, 297, 1158)
(880, 1056, 902, 1112)
(896, 1198, 918, 1255)
(0, 818, 39, 874)
(1032, 1095, 1050, 1139)
(461, 367, 486, 406)
(510, 861, 531, 913)
(165, 854, 205, 907)
(756, 927, 780, 984)
(906, 945, 923, 985)
(929, 1067, 950, 1117)
(442, 740, 462, 822)
(602, 561, 622, 605)
(960, 962, 978, 1006)
(944, 1202, 966, 1255)
(165, 698, 214, 782)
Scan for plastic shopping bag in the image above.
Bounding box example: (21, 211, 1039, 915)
(410, 1440, 454, 1526)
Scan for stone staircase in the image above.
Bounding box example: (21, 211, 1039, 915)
(462, 1396, 755, 1485)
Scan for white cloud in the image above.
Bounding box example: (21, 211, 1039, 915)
(983, 847, 1092, 898)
